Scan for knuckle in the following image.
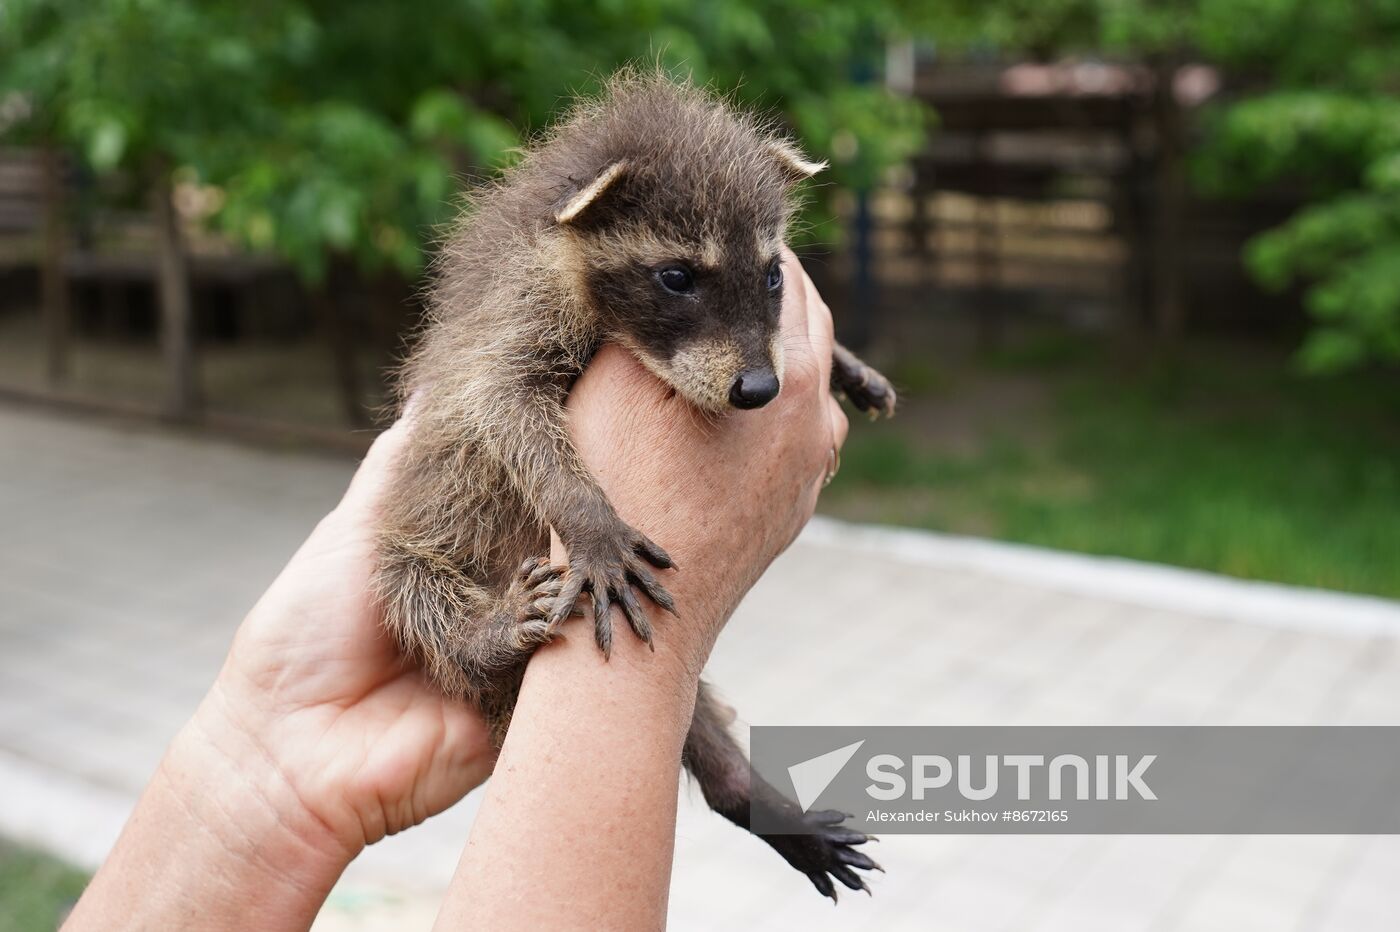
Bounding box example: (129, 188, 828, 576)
(784, 352, 822, 397)
(832, 405, 850, 442)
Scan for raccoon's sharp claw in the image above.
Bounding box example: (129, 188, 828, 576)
(837, 848, 882, 872)
(524, 559, 562, 587)
(765, 807, 879, 902)
(615, 580, 654, 648)
(593, 605, 613, 658)
(834, 351, 897, 420)
(555, 524, 672, 656)
(625, 560, 676, 616)
(506, 558, 570, 649)
(808, 809, 849, 825)
(831, 864, 868, 893)
(846, 378, 896, 419)
(547, 572, 588, 629)
(582, 572, 655, 655)
(588, 576, 614, 658)
(513, 617, 556, 648)
(631, 534, 675, 570)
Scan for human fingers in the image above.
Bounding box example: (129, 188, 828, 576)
(829, 395, 850, 453)
(779, 247, 811, 341)
(569, 344, 671, 419)
(335, 397, 419, 517)
(781, 251, 842, 460)
(796, 256, 836, 392)
(780, 247, 835, 358)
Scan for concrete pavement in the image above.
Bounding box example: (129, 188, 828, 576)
(2, 403, 1399, 931)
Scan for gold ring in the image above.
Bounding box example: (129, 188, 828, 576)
(822, 446, 840, 488)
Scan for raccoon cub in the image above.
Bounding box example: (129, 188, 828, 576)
(375, 70, 895, 900)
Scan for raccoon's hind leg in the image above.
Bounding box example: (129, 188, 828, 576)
(683, 682, 881, 902)
(831, 342, 896, 419)
(375, 540, 566, 719)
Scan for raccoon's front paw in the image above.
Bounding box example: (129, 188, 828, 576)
(841, 365, 897, 420)
(546, 525, 676, 658)
(765, 809, 881, 903)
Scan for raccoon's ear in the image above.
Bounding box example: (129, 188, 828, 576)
(554, 159, 629, 225)
(768, 139, 827, 183)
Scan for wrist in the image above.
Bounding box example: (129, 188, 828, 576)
(66, 691, 352, 931)
(444, 581, 705, 930)
(189, 677, 365, 859)
(172, 693, 355, 899)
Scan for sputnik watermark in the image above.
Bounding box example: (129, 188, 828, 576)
(865, 753, 1157, 801)
(752, 726, 1400, 834)
(787, 740, 866, 811)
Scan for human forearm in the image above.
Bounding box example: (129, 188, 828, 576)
(66, 689, 354, 931)
(434, 533, 710, 930)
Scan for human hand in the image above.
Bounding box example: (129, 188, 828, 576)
(66, 416, 497, 931)
(560, 247, 847, 670)
(200, 418, 495, 858)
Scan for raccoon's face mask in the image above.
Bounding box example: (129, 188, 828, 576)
(563, 243, 786, 414)
(554, 148, 821, 414)
(617, 248, 786, 413)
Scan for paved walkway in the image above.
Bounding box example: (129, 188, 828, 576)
(2, 403, 1399, 931)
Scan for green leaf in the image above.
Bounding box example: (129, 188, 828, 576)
(409, 89, 473, 142)
(87, 118, 127, 171)
(1366, 152, 1400, 193)
(319, 188, 360, 249)
(1298, 328, 1366, 374)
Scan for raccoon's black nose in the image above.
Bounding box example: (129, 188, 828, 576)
(729, 369, 780, 409)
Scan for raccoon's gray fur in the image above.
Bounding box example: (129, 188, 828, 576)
(375, 69, 894, 900)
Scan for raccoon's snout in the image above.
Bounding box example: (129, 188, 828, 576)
(729, 368, 780, 409)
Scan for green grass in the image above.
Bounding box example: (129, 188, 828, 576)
(0, 842, 87, 932)
(823, 338, 1400, 599)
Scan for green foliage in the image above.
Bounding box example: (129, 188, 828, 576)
(1196, 94, 1400, 196)
(826, 339, 1400, 597)
(0, 841, 88, 932)
(912, 0, 1103, 55)
(1193, 0, 1400, 374)
(911, 0, 1199, 56)
(0, 0, 310, 169)
(1242, 188, 1400, 371)
(2, 0, 927, 281)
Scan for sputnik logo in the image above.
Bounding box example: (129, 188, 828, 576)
(787, 740, 866, 812)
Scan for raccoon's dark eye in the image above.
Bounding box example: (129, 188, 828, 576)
(766, 259, 783, 292)
(656, 265, 695, 295)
